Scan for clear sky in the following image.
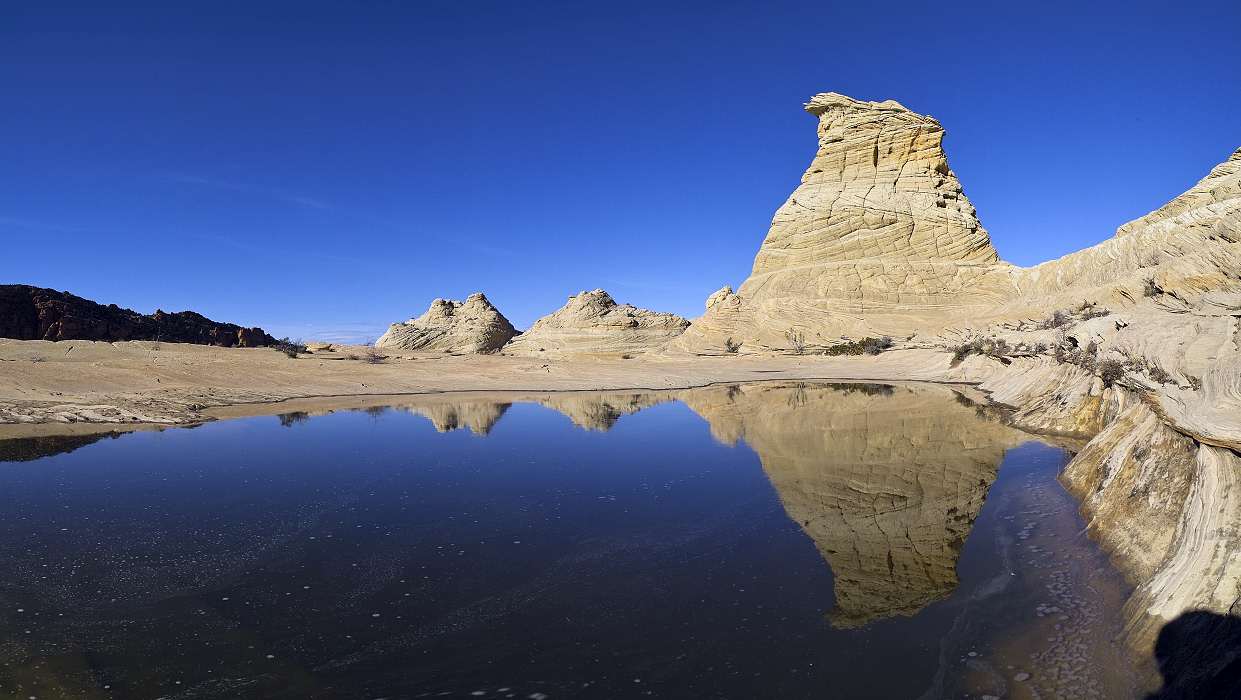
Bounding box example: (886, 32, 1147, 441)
(3, 1, 1239, 341)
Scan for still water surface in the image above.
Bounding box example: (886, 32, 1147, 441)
(0, 382, 1136, 699)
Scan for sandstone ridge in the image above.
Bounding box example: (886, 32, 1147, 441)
(502, 289, 688, 357)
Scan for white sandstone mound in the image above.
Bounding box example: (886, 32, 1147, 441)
(375, 292, 516, 354)
(502, 289, 689, 357)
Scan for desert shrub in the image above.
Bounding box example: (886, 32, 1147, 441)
(861, 336, 894, 356)
(723, 337, 741, 354)
(1079, 305, 1111, 320)
(824, 337, 893, 357)
(364, 347, 387, 364)
(949, 337, 985, 366)
(949, 336, 1013, 367)
(785, 329, 807, 355)
(1143, 278, 1161, 297)
(1097, 358, 1125, 388)
(1188, 375, 1204, 391)
(1030, 343, 1049, 354)
(30, 355, 45, 363)
(273, 337, 306, 359)
(824, 341, 864, 356)
(1042, 310, 1070, 329)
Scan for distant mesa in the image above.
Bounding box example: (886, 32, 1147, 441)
(375, 292, 517, 354)
(0, 284, 274, 347)
(503, 289, 689, 357)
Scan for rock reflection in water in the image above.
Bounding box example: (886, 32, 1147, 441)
(359, 381, 1024, 627)
(0, 380, 1061, 699)
(679, 381, 1024, 627)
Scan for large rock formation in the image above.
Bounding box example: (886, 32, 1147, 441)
(502, 289, 689, 357)
(671, 93, 1017, 353)
(376, 292, 516, 354)
(0, 284, 274, 347)
(672, 94, 1241, 357)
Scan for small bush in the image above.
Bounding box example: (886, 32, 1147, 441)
(1143, 278, 1161, 298)
(273, 337, 307, 359)
(824, 341, 864, 356)
(364, 347, 387, 364)
(1188, 375, 1203, 391)
(785, 329, 807, 355)
(1097, 358, 1125, 388)
(949, 336, 1011, 366)
(723, 337, 741, 354)
(30, 355, 45, 363)
(1079, 305, 1111, 320)
(824, 337, 893, 357)
(950, 337, 985, 366)
(861, 336, 894, 356)
(1030, 343, 1049, 354)
(1042, 310, 1070, 329)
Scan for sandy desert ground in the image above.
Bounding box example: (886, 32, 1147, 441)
(0, 338, 993, 439)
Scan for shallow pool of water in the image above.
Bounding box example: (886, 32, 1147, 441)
(0, 382, 1136, 698)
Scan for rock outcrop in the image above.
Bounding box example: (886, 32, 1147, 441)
(502, 289, 688, 357)
(670, 93, 1017, 353)
(376, 292, 516, 354)
(0, 284, 274, 347)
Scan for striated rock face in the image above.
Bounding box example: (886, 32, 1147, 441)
(0, 285, 274, 347)
(671, 93, 1017, 353)
(503, 289, 688, 357)
(672, 94, 1241, 357)
(680, 381, 1023, 628)
(376, 292, 516, 354)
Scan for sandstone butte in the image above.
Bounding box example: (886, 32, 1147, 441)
(375, 292, 517, 354)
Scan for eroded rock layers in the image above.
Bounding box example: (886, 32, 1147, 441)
(503, 289, 688, 357)
(671, 93, 1017, 353)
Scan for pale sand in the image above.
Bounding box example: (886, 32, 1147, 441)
(0, 338, 994, 439)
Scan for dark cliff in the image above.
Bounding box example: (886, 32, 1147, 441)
(0, 285, 274, 347)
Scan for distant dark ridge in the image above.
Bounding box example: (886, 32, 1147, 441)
(0, 284, 275, 347)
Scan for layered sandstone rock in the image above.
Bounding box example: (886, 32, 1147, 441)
(376, 292, 516, 354)
(503, 289, 688, 357)
(0, 285, 274, 347)
(670, 93, 1017, 353)
(671, 95, 1240, 359)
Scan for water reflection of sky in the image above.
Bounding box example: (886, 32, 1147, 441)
(0, 382, 1130, 699)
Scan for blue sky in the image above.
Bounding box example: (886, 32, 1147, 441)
(3, 1, 1239, 341)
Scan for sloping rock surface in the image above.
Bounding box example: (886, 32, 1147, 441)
(0, 285, 274, 347)
(503, 289, 688, 357)
(376, 292, 516, 354)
